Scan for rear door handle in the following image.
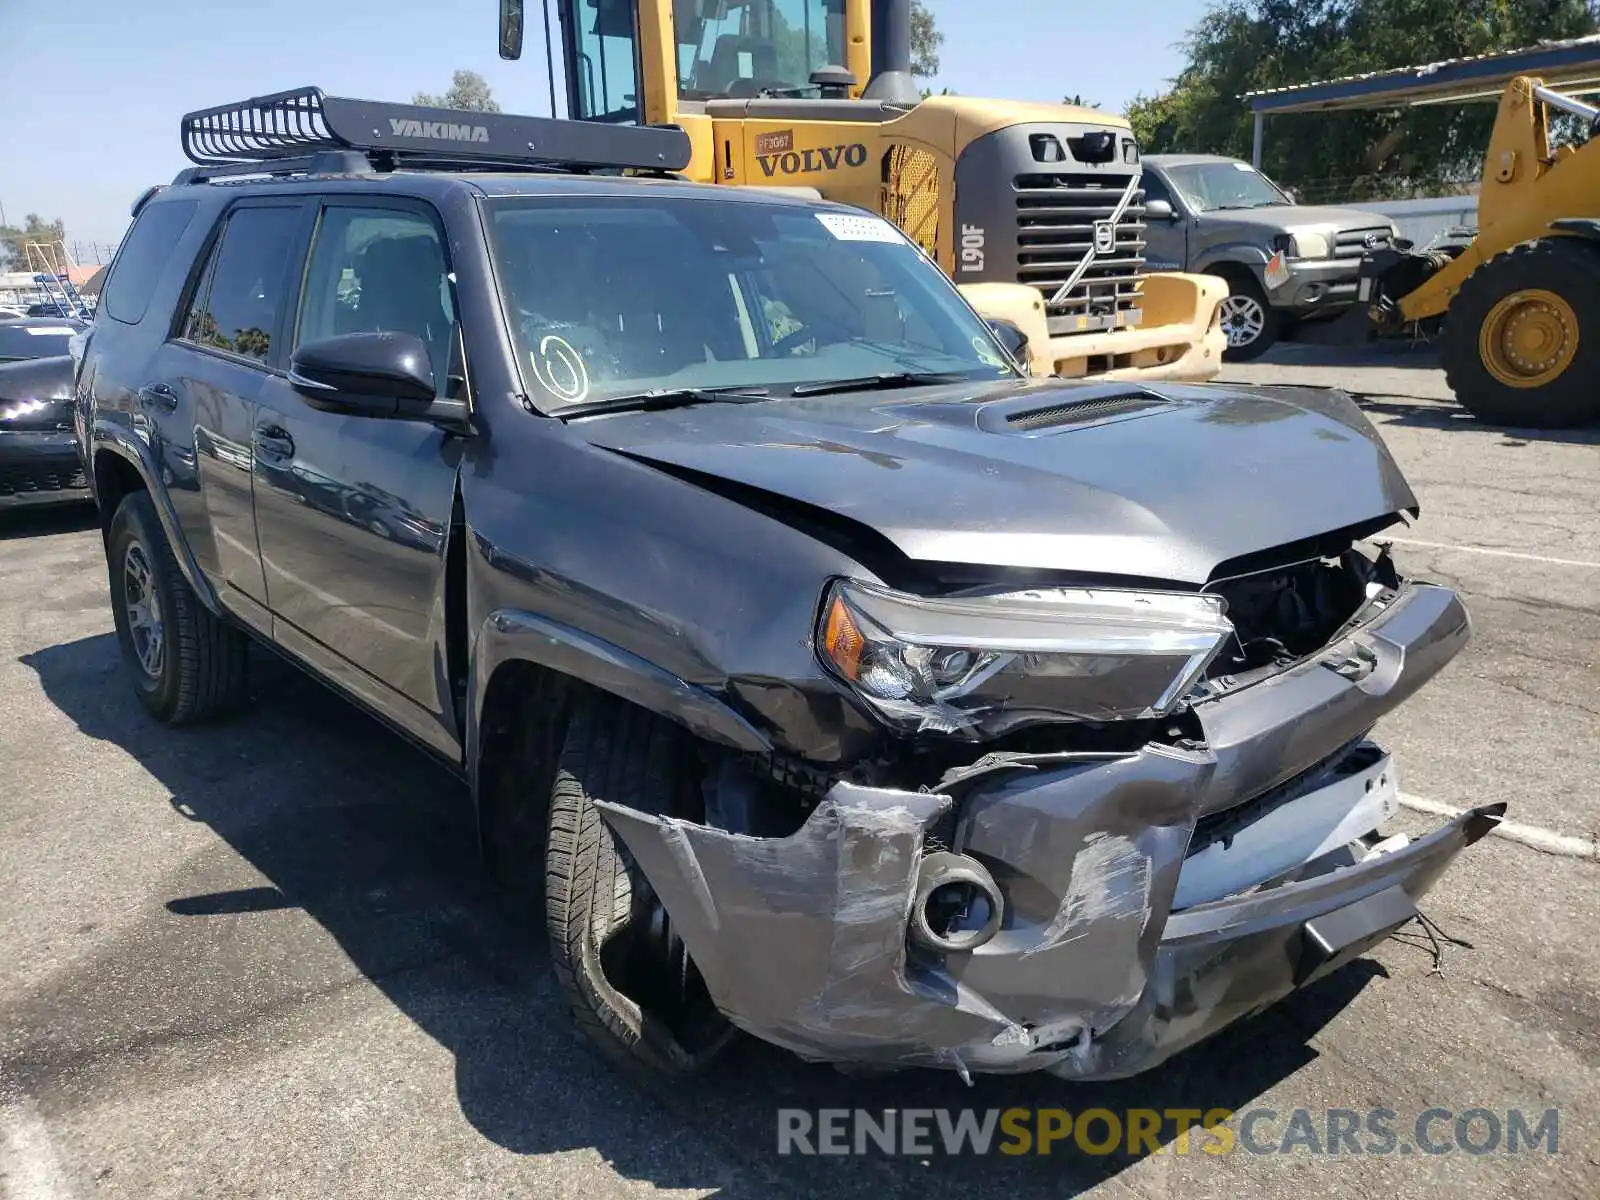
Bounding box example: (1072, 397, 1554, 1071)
(137, 383, 179, 413)
(253, 424, 295, 462)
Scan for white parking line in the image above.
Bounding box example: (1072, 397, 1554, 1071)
(0, 1098, 74, 1200)
(1380, 537, 1600, 570)
(1399, 792, 1599, 861)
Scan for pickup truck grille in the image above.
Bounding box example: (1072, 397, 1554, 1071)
(1333, 226, 1395, 260)
(1014, 172, 1146, 331)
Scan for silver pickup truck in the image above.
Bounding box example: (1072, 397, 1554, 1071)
(1142, 154, 1400, 361)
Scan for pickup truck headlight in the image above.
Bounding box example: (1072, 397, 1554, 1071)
(817, 580, 1234, 738)
(1290, 231, 1330, 259)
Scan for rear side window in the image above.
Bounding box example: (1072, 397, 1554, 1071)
(180, 206, 302, 363)
(101, 200, 198, 326)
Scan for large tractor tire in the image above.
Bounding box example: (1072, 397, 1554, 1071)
(1442, 237, 1600, 428)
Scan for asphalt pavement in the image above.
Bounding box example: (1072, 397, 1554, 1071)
(2, 341, 1597, 1199)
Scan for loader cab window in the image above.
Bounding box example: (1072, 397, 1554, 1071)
(560, 0, 641, 122)
(675, 0, 847, 101)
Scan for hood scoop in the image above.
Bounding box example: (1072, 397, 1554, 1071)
(983, 385, 1175, 434)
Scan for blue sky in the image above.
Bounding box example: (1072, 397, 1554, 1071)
(0, 0, 1207, 252)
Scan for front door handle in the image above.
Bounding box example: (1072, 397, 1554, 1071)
(253, 424, 295, 462)
(137, 383, 179, 413)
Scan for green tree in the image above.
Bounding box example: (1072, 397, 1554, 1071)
(0, 214, 68, 273)
(911, 0, 943, 77)
(413, 69, 501, 112)
(1063, 93, 1102, 109)
(1126, 0, 1599, 202)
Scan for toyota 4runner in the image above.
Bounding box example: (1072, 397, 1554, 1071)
(77, 89, 1500, 1081)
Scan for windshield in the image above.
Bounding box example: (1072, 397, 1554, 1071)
(486, 195, 1019, 413)
(1166, 161, 1290, 212)
(675, 0, 847, 100)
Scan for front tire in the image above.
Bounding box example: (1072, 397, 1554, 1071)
(107, 491, 249, 724)
(1215, 271, 1281, 362)
(544, 695, 732, 1077)
(1441, 237, 1600, 428)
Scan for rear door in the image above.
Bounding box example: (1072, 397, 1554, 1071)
(141, 199, 310, 631)
(251, 195, 466, 758)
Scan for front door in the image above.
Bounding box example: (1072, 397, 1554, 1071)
(1140, 170, 1188, 273)
(251, 197, 466, 756)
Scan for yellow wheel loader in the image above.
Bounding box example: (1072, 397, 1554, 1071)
(1345, 76, 1600, 428)
(497, 0, 1226, 381)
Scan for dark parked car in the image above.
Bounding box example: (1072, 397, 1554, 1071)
(80, 89, 1501, 1082)
(0, 317, 90, 508)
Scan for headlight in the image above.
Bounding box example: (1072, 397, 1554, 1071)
(0, 398, 53, 423)
(816, 580, 1234, 738)
(1289, 231, 1330, 259)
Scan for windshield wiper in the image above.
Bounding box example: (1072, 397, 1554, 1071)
(556, 385, 771, 419)
(790, 371, 975, 398)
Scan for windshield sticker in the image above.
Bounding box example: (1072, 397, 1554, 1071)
(528, 334, 589, 404)
(24, 326, 76, 336)
(973, 335, 1010, 368)
(817, 213, 905, 244)
(1232, 161, 1256, 172)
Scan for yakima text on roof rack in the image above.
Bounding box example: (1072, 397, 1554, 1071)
(176, 86, 692, 180)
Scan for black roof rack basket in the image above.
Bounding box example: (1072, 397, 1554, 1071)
(179, 86, 691, 176)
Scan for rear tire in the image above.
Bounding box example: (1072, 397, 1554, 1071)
(1215, 270, 1281, 362)
(106, 491, 249, 724)
(1442, 238, 1600, 428)
(544, 694, 732, 1077)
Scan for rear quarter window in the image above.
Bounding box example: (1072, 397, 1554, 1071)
(101, 199, 200, 326)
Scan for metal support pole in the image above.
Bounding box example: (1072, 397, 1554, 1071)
(1252, 111, 1265, 169)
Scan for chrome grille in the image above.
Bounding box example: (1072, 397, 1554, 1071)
(1014, 172, 1146, 332)
(1333, 226, 1395, 260)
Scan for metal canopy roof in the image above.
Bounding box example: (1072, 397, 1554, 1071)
(1246, 34, 1600, 114)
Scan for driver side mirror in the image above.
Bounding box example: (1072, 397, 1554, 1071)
(290, 332, 468, 430)
(986, 319, 1030, 365)
(1144, 198, 1176, 221)
(498, 0, 525, 60)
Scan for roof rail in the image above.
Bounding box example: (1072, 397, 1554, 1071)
(176, 87, 692, 182)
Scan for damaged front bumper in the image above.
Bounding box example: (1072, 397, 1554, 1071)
(599, 581, 1501, 1078)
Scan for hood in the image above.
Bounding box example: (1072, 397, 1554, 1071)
(0, 355, 74, 403)
(575, 378, 1417, 586)
(1208, 204, 1393, 235)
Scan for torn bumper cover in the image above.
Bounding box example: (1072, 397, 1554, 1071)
(599, 582, 1503, 1077)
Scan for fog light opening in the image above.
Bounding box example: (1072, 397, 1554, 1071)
(910, 851, 1004, 953)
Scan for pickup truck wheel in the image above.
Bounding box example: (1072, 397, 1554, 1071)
(1441, 238, 1600, 428)
(1216, 273, 1281, 362)
(544, 695, 732, 1076)
(107, 491, 248, 724)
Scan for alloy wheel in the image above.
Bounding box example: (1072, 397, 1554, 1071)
(123, 541, 165, 679)
(1219, 294, 1267, 349)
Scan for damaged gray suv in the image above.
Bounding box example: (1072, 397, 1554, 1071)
(80, 90, 1503, 1083)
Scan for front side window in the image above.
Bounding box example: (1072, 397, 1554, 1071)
(487, 195, 1019, 413)
(1166, 161, 1290, 213)
(561, 0, 641, 122)
(180, 206, 302, 363)
(295, 205, 455, 393)
(675, 0, 846, 101)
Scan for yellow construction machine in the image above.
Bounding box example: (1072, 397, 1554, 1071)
(496, 0, 1226, 381)
(1345, 76, 1600, 428)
